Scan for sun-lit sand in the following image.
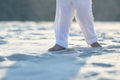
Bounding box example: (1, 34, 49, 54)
(0, 21, 120, 80)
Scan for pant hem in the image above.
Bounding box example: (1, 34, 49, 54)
(56, 40, 68, 48)
(86, 37, 98, 45)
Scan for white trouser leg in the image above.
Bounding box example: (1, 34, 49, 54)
(54, 0, 74, 48)
(73, 0, 98, 45)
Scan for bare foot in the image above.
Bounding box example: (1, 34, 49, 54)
(48, 44, 66, 51)
(90, 42, 102, 47)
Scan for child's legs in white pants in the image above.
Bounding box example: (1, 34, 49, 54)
(54, 0, 74, 48)
(73, 0, 98, 45)
(54, 0, 98, 48)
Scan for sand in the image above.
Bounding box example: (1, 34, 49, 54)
(0, 21, 120, 80)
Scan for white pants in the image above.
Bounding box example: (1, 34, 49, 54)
(54, 0, 98, 48)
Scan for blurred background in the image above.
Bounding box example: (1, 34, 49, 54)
(0, 0, 120, 21)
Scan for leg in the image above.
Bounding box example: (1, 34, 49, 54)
(48, 0, 74, 51)
(73, 0, 101, 47)
(54, 0, 74, 48)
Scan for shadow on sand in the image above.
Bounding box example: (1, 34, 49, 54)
(0, 47, 119, 80)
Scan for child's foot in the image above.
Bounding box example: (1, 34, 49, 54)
(48, 44, 66, 51)
(90, 42, 102, 47)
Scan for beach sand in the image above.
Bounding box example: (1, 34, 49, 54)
(0, 21, 120, 80)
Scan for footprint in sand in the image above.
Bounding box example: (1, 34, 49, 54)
(0, 36, 4, 39)
(0, 56, 5, 62)
(0, 40, 7, 45)
(92, 63, 114, 68)
(84, 72, 99, 78)
(6, 54, 39, 61)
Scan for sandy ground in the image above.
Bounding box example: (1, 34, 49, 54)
(0, 21, 120, 80)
